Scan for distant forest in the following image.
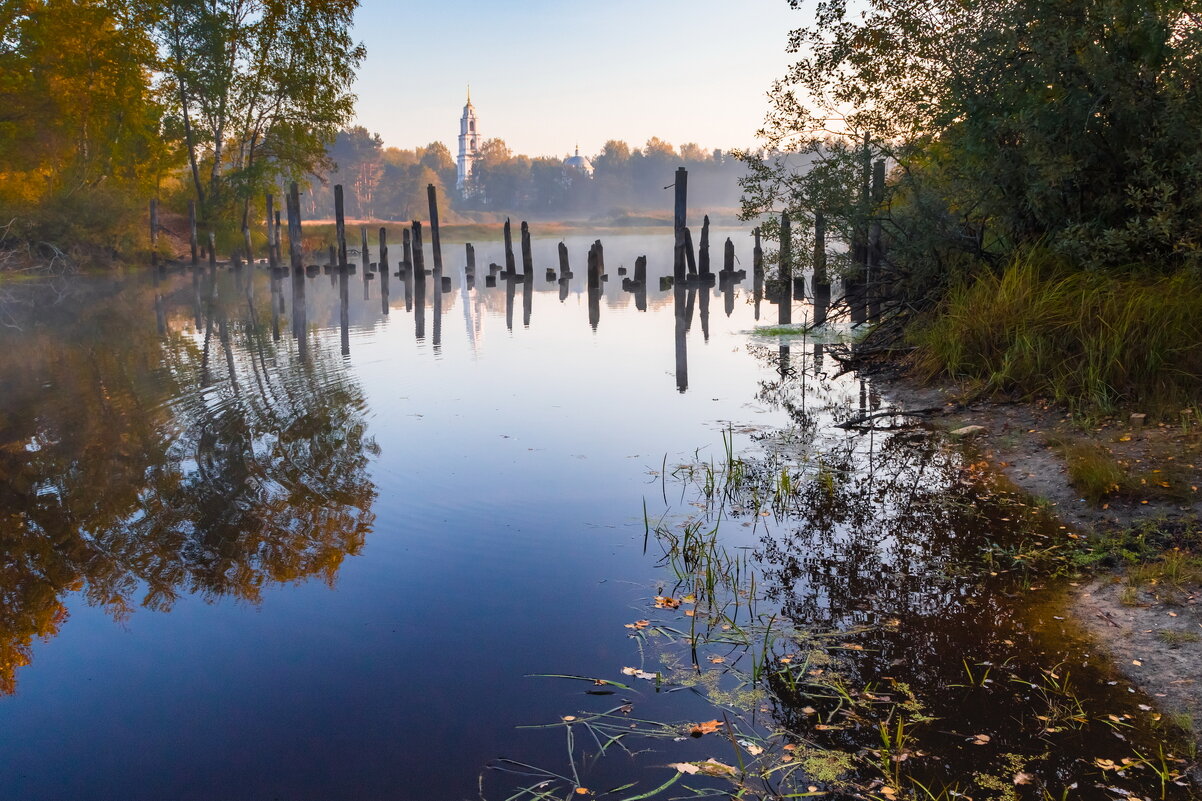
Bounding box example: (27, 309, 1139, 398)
(304, 127, 748, 222)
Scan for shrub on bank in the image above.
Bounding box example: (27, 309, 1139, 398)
(911, 251, 1202, 415)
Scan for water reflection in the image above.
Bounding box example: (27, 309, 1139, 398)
(0, 272, 377, 694)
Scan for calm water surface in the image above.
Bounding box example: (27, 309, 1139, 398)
(0, 232, 1192, 800)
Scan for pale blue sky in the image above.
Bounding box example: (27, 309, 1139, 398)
(350, 0, 802, 158)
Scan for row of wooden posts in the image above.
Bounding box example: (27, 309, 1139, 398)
(153, 162, 888, 326)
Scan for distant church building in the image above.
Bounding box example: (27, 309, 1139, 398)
(457, 89, 481, 192)
(563, 145, 593, 177)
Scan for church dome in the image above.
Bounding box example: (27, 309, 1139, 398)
(563, 145, 593, 176)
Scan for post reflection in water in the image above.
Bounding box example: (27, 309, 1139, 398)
(522, 275, 532, 328)
(673, 284, 688, 393)
(339, 268, 350, 357)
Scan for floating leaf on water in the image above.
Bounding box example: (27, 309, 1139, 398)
(653, 596, 682, 610)
(738, 739, 764, 756)
(620, 667, 657, 681)
(688, 719, 724, 737)
(969, 733, 992, 745)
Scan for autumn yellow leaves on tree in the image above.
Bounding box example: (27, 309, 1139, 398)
(0, 0, 363, 262)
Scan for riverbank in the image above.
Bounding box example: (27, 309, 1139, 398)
(865, 358, 1202, 755)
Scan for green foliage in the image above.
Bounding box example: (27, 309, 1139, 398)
(156, 0, 365, 219)
(741, 0, 1202, 303)
(910, 250, 1202, 413)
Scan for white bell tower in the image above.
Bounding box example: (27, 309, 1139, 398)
(457, 87, 481, 192)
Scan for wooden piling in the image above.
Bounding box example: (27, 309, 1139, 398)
(723, 237, 734, 273)
(813, 212, 828, 288)
(683, 227, 697, 275)
(402, 227, 412, 272)
(188, 199, 199, 267)
(427, 183, 443, 273)
(699, 215, 711, 275)
(361, 226, 370, 273)
(673, 166, 688, 280)
(780, 211, 792, 324)
(379, 227, 389, 271)
(634, 255, 647, 284)
(287, 182, 303, 273)
(503, 218, 516, 274)
(557, 242, 569, 276)
(334, 184, 347, 267)
(753, 227, 763, 277)
(411, 221, 426, 277)
(869, 159, 886, 323)
(466, 243, 476, 272)
(520, 221, 533, 276)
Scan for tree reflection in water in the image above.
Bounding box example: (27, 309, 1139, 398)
(0, 272, 377, 694)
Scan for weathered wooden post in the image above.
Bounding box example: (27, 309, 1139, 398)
(557, 241, 570, 276)
(503, 218, 516, 274)
(328, 244, 337, 269)
(683, 227, 697, 275)
(699, 215, 711, 276)
(673, 166, 688, 281)
(753, 227, 763, 277)
(379, 227, 389, 271)
(813, 212, 830, 326)
(187, 199, 199, 267)
(149, 199, 159, 268)
(869, 158, 886, 323)
(287, 182, 303, 274)
(723, 237, 735, 274)
(265, 194, 277, 269)
(401, 227, 412, 273)
(466, 243, 476, 272)
(594, 239, 605, 278)
(427, 184, 443, 274)
(587, 242, 599, 289)
(208, 231, 217, 270)
(780, 211, 792, 325)
(634, 255, 648, 312)
(411, 221, 426, 278)
(360, 226, 370, 273)
(813, 212, 828, 288)
(520, 221, 533, 277)
(334, 184, 348, 267)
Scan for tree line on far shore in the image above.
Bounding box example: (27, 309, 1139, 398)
(304, 128, 747, 223)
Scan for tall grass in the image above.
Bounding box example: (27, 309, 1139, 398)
(911, 251, 1202, 414)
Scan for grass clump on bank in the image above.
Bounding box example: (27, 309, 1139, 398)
(911, 251, 1202, 415)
